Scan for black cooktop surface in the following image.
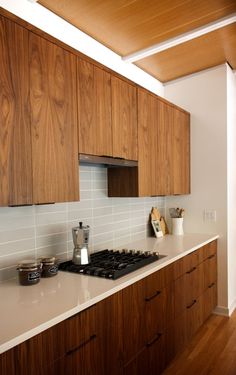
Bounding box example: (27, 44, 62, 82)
(59, 249, 166, 280)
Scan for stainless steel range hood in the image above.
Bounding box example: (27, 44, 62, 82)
(79, 154, 138, 167)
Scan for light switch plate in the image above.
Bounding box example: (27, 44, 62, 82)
(204, 209, 216, 222)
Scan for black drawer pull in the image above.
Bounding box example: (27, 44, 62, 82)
(145, 290, 161, 302)
(208, 282, 215, 289)
(66, 334, 97, 355)
(207, 254, 215, 260)
(186, 267, 197, 274)
(186, 299, 197, 309)
(146, 333, 162, 347)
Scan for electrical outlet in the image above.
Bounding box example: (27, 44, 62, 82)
(204, 209, 216, 222)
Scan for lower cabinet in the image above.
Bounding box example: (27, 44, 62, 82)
(123, 333, 165, 375)
(0, 240, 217, 375)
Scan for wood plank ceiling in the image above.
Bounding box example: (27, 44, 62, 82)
(38, 0, 236, 82)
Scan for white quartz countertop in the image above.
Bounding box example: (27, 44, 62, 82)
(0, 233, 219, 354)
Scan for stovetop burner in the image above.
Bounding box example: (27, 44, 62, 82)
(59, 249, 166, 280)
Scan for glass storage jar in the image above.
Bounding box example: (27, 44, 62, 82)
(40, 256, 58, 277)
(17, 260, 42, 286)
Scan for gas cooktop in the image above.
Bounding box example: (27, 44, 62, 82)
(59, 249, 166, 280)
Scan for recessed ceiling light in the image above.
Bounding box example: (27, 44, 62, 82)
(123, 13, 236, 63)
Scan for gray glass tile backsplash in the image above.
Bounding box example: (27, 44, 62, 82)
(0, 166, 165, 281)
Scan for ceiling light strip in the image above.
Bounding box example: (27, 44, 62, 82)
(122, 13, 236, 63)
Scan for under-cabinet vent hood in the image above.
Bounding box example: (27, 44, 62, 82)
(79, 154, 138, 167)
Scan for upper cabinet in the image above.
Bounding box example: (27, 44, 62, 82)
(78, 59, 112, 157)
(0, 11, 190, 205)
(111, 76, 138, 161)
(0, 16, 32, 206)
(138, 90, 172, 196)
(77, 60, 138, 161)
(0, 15, 79, 206)
(29, 33, 79, 204)
(172, 107, 190, 194)
(108, 88, 190, 197)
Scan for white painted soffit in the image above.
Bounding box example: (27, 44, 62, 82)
(122, 13, 236, 63)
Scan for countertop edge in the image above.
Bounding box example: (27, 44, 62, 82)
(0, 234, 219, 354)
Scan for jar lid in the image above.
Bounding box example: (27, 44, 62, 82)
(40, 256, 56, 265)
(18, 259, 41, 269)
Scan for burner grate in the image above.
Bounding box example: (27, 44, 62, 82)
(59, 249, 166, 280)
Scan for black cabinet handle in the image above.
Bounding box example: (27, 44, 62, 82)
(186, 299, 197, 309)
(146, 333, 162, 347)
(145, 290, 161, 302)
(186, 267, 197, 274)
(207, 254, 215, 260)
(208, 282, 215, 289)
(66, 334, 97, 355)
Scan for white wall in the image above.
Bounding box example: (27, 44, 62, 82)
(0, 0, 163, 96)
(227, 66, 236, 313)
(164, 65, 228, 311)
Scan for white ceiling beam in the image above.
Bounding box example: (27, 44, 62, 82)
(122, 13, 236, 63)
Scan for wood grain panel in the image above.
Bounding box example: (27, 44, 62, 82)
(111, 76, 138, 160)
(122, 278, 146, 364)
(78, 58, 112, 156)
(0, 348, 15, 375)
(172, 109, 190, 194)
(0, 16, 32, 206)
(108, 167, 139, 197)
(156, 102, 173, 195)
(96, 292, 123, 375)
(123, 347, 148, 375)
(137, 23, 236, 82)
(29, 33, 79, 203)
(65, 305, 96, 353)
(38, 0, 236, 56)
(15, 320, 65, 375)
(137, 89, 156, 196)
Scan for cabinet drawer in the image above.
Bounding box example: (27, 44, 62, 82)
(145, 288, 165, 342)
(122, 278, 146, 363)
(203, 253, 217, 290)
(183, 250, 199, 273)
(64, 333, 99, 375)
(174, 264, 203, 317)
(64, 305, 97, 354)
(145, 269, 165, 297)
(14, 320, 65, 375)
(147, 331, 165, 375)
(198, 240, 217, 263)
(0, 348, 15, 375)
(201, 282, 217, 322)
(186, 298, 202, 341)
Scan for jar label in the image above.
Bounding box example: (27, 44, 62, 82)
(49, 265, 58, 275)
(28, 271, 40, 282)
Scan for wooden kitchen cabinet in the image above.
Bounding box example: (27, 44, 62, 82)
(111, 76, 138, 160)
(122, 278, 147, 363)
(0, 16, 32, 206)
(78, 59, 112, 157)
(122, 264, 174, 368)
(96, 292, 123, 375)
(0, 14, 79, 206)
(78, 65, 138, 161)
(172, 107, 190, 194)
(0, 241, 217, 375)
(124, 334, 165, 375)
(0, 348, 15, 375)
(136, 88, 157, 196)
(29, 33, 79, 204)
(108, 88, 190, 197)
